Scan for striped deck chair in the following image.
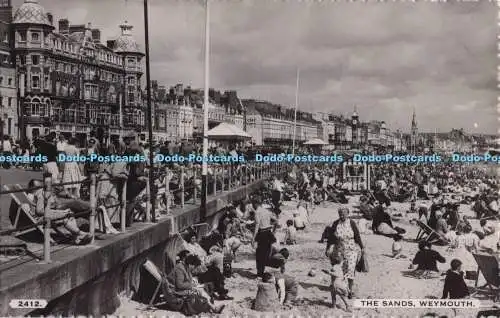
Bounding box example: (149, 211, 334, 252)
(5, 184, 56, 243)
(415, 220, 447, 243)
(5, 184, 70, 244)
(472, 253, 500, 301)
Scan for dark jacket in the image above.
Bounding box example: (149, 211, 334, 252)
(442, 270, 469, 299)
(372, 206, 393, 232)
(412, 249, 446, 272)
(326, 219, 363, 250)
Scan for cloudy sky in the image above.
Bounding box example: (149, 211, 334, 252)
(13, 0, 497, 133)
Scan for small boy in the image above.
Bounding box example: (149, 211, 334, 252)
(284, 219, 297, 245)
(323, 255, 351, 312)
(442, 259, 469, 299)
(392, 234, 405, 259)
(293, 212, 306, 231)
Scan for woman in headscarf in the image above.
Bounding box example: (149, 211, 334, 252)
(325, 207, 364, 299)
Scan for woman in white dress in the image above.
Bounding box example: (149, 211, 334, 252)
(62, 138, 83, 198)
(448, 227, 480, 274)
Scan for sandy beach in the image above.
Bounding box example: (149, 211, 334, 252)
(113, 197, 493, 317)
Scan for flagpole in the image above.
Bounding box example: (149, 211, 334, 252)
(200, 0, 210, 222)
(291, 68, 300, 155)
(144, 0, 155, 222)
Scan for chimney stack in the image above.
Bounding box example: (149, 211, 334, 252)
(58, 18, 69, 34)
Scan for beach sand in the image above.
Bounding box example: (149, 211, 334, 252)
(113, 197, 494, 317)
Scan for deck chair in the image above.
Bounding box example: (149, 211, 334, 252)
(5, 184, 56, 244)
(472, 253, 500, 301)
(415, 220, 447, 243)
(142, 259, 166, 306)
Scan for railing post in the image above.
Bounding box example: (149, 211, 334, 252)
(43, 174, 52, 263)
(145, 170, 151, 222)
(213, 166, 217, 195)
(180, 166, 185, 209)
(222, 165, 226, 192)
(240, 164, 244, 186)
(89, 173, 97, 243)
(165, 168, 171, 214)
(193, 167, 197, 203)
(120, 181, 127, 232)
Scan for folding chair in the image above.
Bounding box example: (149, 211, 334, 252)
(5, 184, 56, 244)
(472, 253, 500, 301)
(415, 220, 447, 243)
(142, 259, 166, 306)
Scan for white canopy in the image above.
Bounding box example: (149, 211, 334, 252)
(207, 122, 252, 139)
(303, 138, 328, 145)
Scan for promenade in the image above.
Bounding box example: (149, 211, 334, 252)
(0, 162, 288, 316)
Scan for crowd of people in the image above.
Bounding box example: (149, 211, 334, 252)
(151, 160, 500, 315)
(3, 132, 500, 315)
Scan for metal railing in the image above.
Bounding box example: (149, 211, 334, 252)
(0, 161, 288, 265)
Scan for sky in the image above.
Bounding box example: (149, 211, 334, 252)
(12, 0, 498, 134)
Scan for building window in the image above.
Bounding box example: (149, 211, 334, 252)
(31, 32, 40, 42)
(31, 55, 39, 65)
(7, 118, 11, 135)
(44, 75, 49, 89)
(8, 97, 12, 107)
(0, 96, 3, 106)
(127, 58, 135, 65)
(7, 78, 12, 86)
(19, 31, 26, 42)
(128, 92, 134, 103)
(32, 75, 40, 88)
(0, 77, 2, 85)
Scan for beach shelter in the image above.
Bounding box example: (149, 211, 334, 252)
(207, 122, 252, 140)
(303, 138, 328, 146)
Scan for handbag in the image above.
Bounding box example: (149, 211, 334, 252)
(356, 251, 369, 273)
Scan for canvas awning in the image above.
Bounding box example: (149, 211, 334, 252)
(303, 138, 328, 145)
(207, 122, 252, 139)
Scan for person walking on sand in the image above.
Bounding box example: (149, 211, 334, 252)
(325, 207, 364, 299)
(252, 198, 277, 278)
(323, 254, 351, 312)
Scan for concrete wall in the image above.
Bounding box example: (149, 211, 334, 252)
(1, 175, 281, 317)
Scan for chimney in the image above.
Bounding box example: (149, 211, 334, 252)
(91, 29, 101, 43)
(58, 18, 69, 34)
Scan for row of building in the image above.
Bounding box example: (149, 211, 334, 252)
(0, 0, 145, 146)
(0, 0, 496, 152)
(147, 83, 417, 151)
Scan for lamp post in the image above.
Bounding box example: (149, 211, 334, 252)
(200, 0, 210, 222)
(144, 0, 156, 222)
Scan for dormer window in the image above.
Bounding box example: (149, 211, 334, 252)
(31, 32, 40, 42)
